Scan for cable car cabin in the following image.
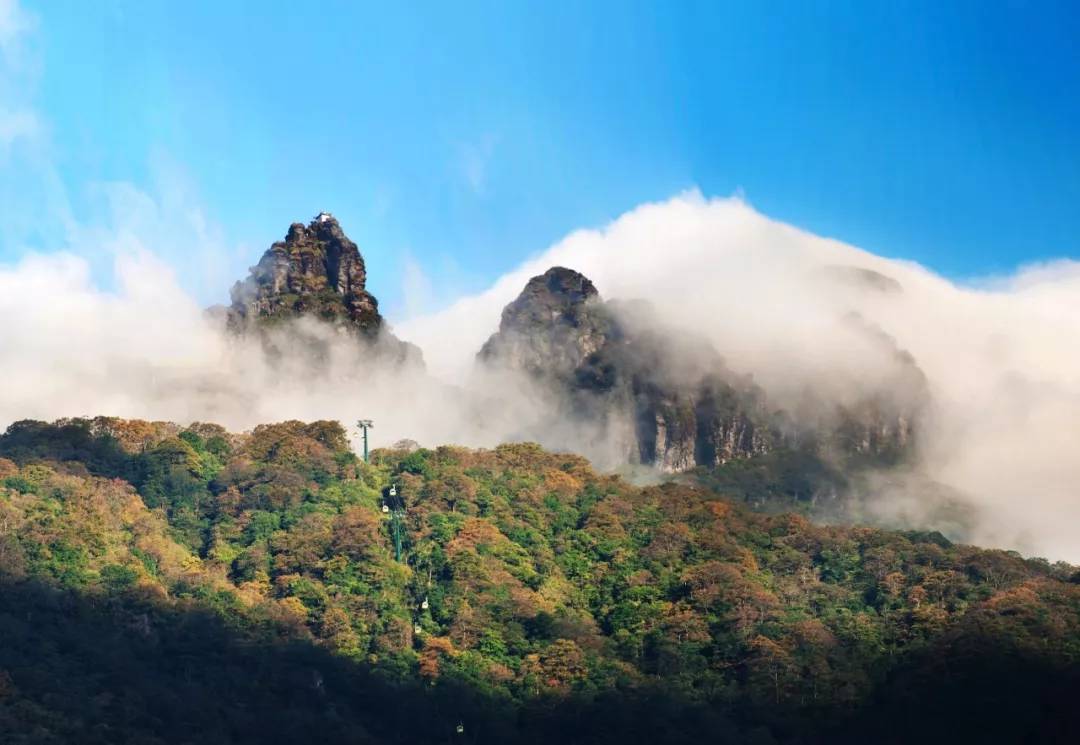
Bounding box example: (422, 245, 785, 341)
(421, 597, 429, 610)
(413, 623, 422, 634)
(381, 503, 390, 513)
(389, 485, 397, 497)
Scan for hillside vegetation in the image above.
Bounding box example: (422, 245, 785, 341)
(1, 417, 1078, 744)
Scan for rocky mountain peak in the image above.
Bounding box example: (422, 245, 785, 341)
(228, 212, 381, 334)
(527, 266, 599, 303)
(478, 266, 614, 380)
(497, 267, 602, 334)
(224, 213, 422, 367)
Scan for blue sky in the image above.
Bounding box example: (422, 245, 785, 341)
(3, 0, 1079, 315)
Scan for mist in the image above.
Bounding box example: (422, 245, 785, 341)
(2, 191, 1079, 561)
(402, 192, 1080, 561)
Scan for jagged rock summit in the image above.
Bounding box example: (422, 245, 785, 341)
(478, 267, 613, 380)
(226, 212, 421, 365)
(228, 212, 383, 333)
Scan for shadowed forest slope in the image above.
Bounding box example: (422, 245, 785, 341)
(1, 418, 1078, 744)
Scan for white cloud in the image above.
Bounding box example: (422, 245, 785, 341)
(399, 191, 1080, 561)
(0, 1, 243, 307)
(0, 106, 36, 148)
(399, 250, 434, 318)
(0, 0, 37, 153)
(68, 153, 249, 304)
(457, 134, 498, 195)
(0, 0, 33, 61)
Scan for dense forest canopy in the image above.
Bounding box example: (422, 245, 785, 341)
(1, 417, 1078, 744)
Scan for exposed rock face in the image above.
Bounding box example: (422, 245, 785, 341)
(826, 313, 928, 463)
(479, 267, 925, 474)
(478, 267, 777, 471)
(630, 381, 775, 472)
(478, 268, 613, 380)
(226, 213, 421, 366)
(229, 213, 382, 332)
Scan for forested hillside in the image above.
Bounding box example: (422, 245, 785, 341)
(1, 417, 1078, 744)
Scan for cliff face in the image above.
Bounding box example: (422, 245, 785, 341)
(479, 267, 924, 473)
(226, 213, 421, 366)
(633, 379, 774, 472)
(229, 213, 382, 333)
(824, 314, 927, 464)
(478, 267, 777, 472)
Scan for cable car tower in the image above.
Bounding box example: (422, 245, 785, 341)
(356, 419, 373, 462)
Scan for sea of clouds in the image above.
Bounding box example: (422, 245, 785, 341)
(2, 192, 1080, 562)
